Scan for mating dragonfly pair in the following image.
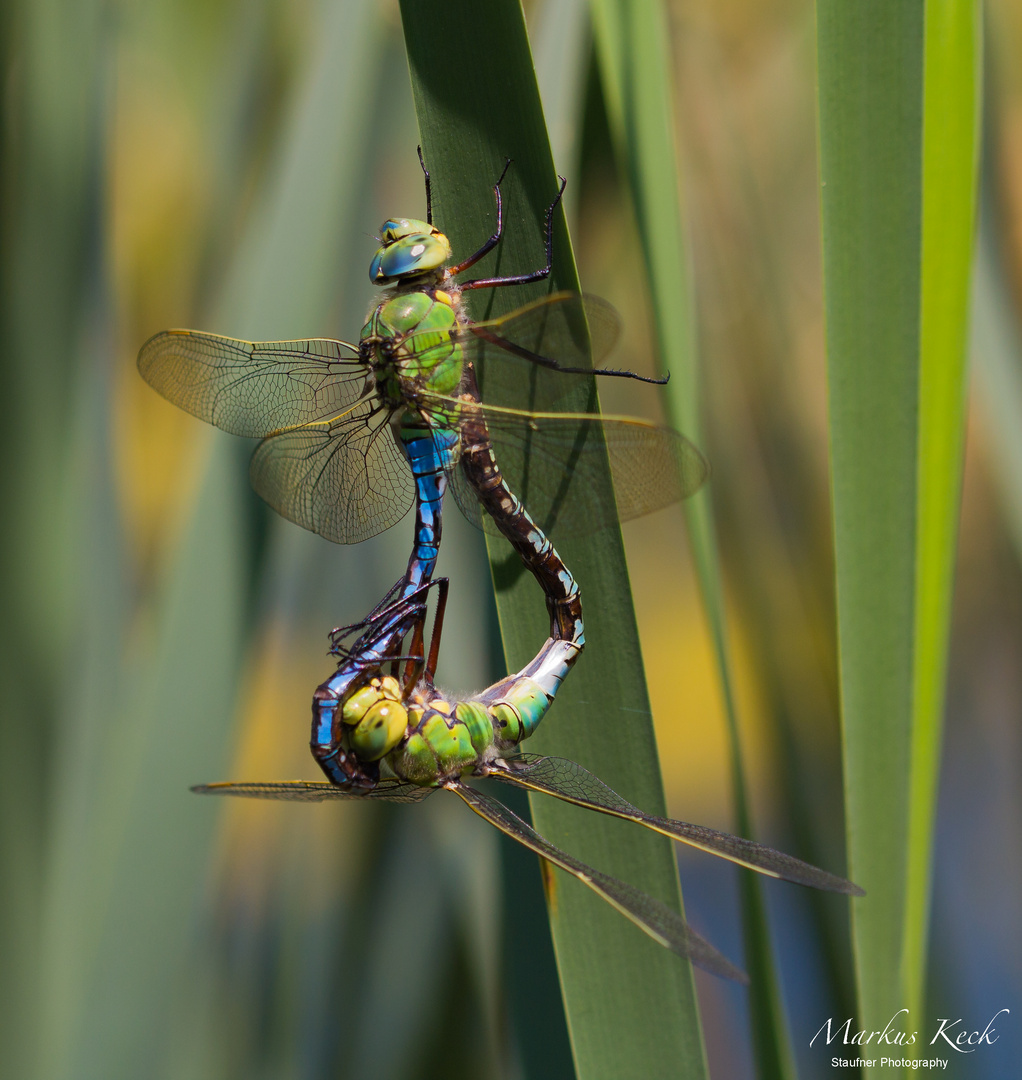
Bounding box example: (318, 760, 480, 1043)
(139, 152, 862, 983)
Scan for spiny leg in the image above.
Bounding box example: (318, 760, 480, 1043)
(398, 615, 426, 689)
(417, 145, 433, 226)
(424, 576, 449, 682)
(399, 576, 448, 689)
(330, 575, 431, 658)
(459, 176, 567, 292)
(470, 324, 669, 385)
(447, 158, 514, 276)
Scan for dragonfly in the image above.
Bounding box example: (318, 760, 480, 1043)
(137, 153, 708, 641)
(195, 576, 863, 983)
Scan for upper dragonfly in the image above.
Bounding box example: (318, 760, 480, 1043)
(137, 153, 708, 597)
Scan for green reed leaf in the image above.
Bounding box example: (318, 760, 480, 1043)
(816, 4, 980, 1068)
(399, 2, 709, 1077)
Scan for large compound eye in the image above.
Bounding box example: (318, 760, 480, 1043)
(369, 229, 452, 284)
(342, 676, 408, 761)
(349, 698, 409, 761)
(379, 217, 429, 243)
(341, 675, 402, 725)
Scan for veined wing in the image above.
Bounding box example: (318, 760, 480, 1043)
(460, 291, 620, 369)
(439, 397, 709, 536)
(192, 779, 435, 803)
(492, 757, 864, 896)
(138, 330, 371, 437)
(400, 291, 619, 372)
(249, 398, 413, 545)
(449, 781, 747, 983)
(401, 292, 624, 411)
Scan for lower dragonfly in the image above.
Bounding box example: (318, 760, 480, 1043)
(194, 577, 864, 983)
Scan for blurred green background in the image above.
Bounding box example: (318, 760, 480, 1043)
(1, 0, 1019, 1077)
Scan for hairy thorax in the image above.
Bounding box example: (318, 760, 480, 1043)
(359, 280, 468, 413)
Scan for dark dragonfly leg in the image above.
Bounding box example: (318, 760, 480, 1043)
(312, 580, 439, 790)
(402, 577, 448, 688)
(470, 324, 669, 386)
(312, 604, 419, 790)
(457, 365, 583, 650)
(446, 159, 514, 277)
(416, 145, 433, 225)
(458, 176, 567, 292)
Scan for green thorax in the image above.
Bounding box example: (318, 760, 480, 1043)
(360, 288, 464, 419)
(385, 675, 556, 786)
(394, 695, 494, 785)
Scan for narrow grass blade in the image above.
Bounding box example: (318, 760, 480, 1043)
(906, 0, 982, 1024)
(816, 0, 980, 1056)
(399, 2, 709, 1076)
(589, 2, 796, 1075)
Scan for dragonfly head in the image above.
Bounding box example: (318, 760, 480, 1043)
(370, 218, 452, 285)
(342, 675, 409, 761)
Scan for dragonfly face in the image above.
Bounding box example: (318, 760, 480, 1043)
(369, 218, 452, 284)
(341, 674, 409, 762)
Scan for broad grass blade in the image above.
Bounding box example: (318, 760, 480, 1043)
(399, 2, 710, 1077)
(816, 2, 981, 1063)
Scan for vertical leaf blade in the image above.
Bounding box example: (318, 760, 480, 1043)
(818, 3, 924, 1035)
(907, 0, 982, 1018)
(398, 2, 709, 1077)
(817, 0, 979, 1058)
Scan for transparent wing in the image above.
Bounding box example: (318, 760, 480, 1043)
(138, 330, 371, 437)
(461, 291, 621, 370)
(450, 781, 747, 983)
(492, 757, 864, 896)
(443, 399, 709, 536)
(191, 779, 435, 803)
(249, 399, 413, 544)
(398, 291, 620, 379)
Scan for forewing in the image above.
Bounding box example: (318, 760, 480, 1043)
(447, 403, 708, 536)
(450, 781, 747, 982)
(459, 291, 621, 369)
(191, 780, 434, 803)
(249, 399, 413, 544)
(397, 292, 619, 377)
(138, 330, 370, 437)
(492, 757, 863, 895)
